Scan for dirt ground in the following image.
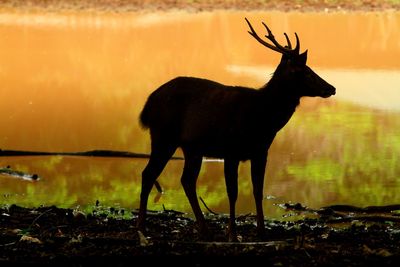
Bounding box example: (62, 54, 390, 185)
(2, 204, 400, 266)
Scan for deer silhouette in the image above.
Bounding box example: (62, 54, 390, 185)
(137, 18, 335, 241)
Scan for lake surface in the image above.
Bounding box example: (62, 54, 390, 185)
(0, 10, 399, 219)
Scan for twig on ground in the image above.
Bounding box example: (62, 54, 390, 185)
(199, 197, 218, 215)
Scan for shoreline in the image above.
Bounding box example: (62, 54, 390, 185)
(1, 0, 399, 14)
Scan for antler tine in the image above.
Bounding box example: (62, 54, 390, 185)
(293, 32, 300, 54)
(283, 33, 292, 49)
(245, 18, 283, 54)
(245, 18, 301, 56)
(262, 22, 295, 54)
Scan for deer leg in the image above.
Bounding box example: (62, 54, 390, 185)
(180, 151, 204, 234)
(137, 143, 176, 231)
(224, 159, 240, 242)
(251, 152, 268, 237)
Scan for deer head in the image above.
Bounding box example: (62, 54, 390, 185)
(245, 18, 335, 98)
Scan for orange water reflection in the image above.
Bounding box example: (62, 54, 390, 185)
(0, 10, 400, 219)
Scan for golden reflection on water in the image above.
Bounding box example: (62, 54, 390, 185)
(0, 10, 400, 218)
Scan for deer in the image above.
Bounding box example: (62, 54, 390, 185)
(136, 18, 335, 241)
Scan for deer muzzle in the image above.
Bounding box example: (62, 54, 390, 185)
(321, 84, 336, 98)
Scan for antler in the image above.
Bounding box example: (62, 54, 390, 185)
(245, 18, 300, 56)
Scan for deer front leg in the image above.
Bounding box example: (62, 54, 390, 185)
(251, 152, 268, 237)
(224, 159, 240, 242)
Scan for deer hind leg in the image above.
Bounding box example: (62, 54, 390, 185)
(137, 142, 177, 231)
(224, 159, 240, 242)
(180, 149, 205, 234)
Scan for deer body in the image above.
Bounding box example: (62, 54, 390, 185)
(140, 76, 295, 160)
(137, 18, 335, 241)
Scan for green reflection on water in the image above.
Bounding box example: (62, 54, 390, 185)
(274, 100, 400, 209)
(1, 99, 399, 219)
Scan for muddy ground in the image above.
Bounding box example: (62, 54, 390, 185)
(2, 204, 400, 266)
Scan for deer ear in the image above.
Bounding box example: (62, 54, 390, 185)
(299, 50, 308, 65)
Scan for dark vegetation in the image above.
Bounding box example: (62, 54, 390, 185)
(2, 204, 400, 266)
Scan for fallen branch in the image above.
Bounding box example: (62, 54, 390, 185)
(199, 197, 218, 215)
(320, 204, 400, 213)
(324, 215, 400, 224)
(0, 166, 39, 181)
(162, 205, 185, 216)
(0, 149, 183, 160)
(175, 239, 292, 247)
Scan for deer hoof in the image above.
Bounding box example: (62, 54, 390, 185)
(228, 233, 240, 242)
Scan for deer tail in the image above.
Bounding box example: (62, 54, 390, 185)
(139, 100, 151, 129)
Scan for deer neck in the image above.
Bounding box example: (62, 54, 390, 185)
(260, 77, 301, 109)
(256, 77, 301, 133)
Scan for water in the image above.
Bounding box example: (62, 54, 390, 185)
(0, 10, 399, 219)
